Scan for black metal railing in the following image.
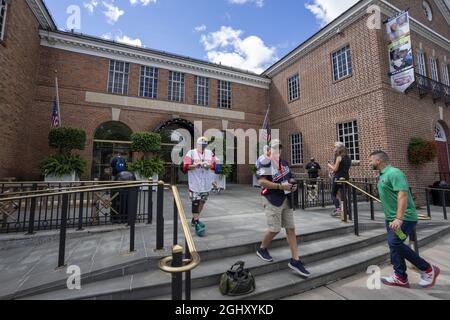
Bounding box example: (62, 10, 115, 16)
(415, 73, 450, 105)
(293, 177, 377, 210)
(0, 181, 161, 233)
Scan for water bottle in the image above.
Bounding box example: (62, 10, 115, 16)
(390, 223, 407, 241)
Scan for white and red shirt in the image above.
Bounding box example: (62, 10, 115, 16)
(183, 149, 216, 193)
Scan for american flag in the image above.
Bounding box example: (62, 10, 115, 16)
(51, 97, 60, 128)
(261, 105, 271, 143)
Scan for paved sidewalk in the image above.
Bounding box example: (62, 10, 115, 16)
(284, 234, 450, 300)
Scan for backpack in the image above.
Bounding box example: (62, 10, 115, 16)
(115, 157, 126, 173)
(219, 261, 255, 296)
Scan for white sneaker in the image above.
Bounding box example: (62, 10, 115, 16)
(419, 265, 440, 288)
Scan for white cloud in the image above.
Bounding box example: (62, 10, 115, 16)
(102, 32, 143, 47)
(305, 0, 359, 27)
(102, 1, 125, 24)
(228, 0, 264, 7)
(84, 0, 99, 14)
(195, 25, 207, 32)
(129, 0, 157, 6)
(200, 26, 277, 74)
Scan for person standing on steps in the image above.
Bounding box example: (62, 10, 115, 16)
(369, 150, 440, 289)
(328, 146, 351, 218)
(255, 139, 311, 278)
(182, 137, 216, 237)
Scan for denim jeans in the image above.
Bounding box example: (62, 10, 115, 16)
(386, 220, 430, 279)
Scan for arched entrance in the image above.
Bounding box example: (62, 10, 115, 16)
(154, 118, 196, 184)
(434, 122, 450, 183)
(92, 121, 133, 180)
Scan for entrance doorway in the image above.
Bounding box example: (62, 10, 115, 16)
(435, 122, 450, 183)
(92, 122, 133, 180)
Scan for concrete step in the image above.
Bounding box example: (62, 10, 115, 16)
(8, 223, 380, 300)
(20, 228, 390, 300)
(157, 224, 450, 300)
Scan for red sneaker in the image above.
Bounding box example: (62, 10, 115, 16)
(381, 273, 410, 288)
(419, 265, 440, 289)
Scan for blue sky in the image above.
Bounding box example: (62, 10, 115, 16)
(44, 0, 359, 74)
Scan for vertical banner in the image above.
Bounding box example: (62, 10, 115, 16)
(386, 11, 414, 92)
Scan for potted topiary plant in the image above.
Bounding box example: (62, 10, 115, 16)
(40, 127, 87, 181)
(128, 132, 164, 190)
(215, 163, 232, 191)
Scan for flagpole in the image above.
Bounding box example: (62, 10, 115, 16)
(55, 70, 61, 127)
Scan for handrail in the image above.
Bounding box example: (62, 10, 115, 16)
(0, 182, 171, 202)
(0, 181, 161, 197)
(337, 179, 381, 203)
(158, 185, 201, 273)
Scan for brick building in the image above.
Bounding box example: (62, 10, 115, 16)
(0, 0, 449, 187)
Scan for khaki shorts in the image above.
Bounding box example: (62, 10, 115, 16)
(262, 197, 295, 233)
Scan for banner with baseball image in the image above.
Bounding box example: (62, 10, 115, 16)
(386, 11, 415, 92)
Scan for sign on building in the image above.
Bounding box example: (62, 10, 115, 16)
(386, 11, 415, 92)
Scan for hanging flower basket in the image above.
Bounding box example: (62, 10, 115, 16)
(407, 138, 437, 166)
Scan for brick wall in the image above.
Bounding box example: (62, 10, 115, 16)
(0, 0, 42, 179)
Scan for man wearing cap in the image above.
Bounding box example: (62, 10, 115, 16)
(255, 140, 311, 278)
(182, 137, 216, 237)
(306, 158, 321, 180)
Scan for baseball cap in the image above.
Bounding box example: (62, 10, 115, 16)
(197, 137, 209, 146)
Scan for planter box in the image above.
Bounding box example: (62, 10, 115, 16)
(45, 172, 79, 182)
(134, 173, 158, 191)
(253, 174, 260, 187)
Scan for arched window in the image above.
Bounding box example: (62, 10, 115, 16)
(435, 123, 447, 142)
(94, 121, 132, 141)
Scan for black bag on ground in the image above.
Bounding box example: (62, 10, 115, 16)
(219, 261, 255, 296)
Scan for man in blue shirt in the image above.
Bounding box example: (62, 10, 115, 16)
(255, 140, 311, 278)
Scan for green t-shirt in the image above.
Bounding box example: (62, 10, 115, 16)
(377, 165, 418, 222)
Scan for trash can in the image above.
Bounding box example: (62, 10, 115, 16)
(111, 171, 136, 224)
(429, 181, 450, 206)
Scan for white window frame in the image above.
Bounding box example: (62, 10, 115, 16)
(291, 133, 304, 166)
(442, 64, 449, 86)
(195, 76, 209, 106)
(337, 121, 360, 161)
(107, 60, 130, 95)
(287, 74, 300, 102)
(430, 57, 439, 81)
(139, 66, 158, 99)
(416, 51, 427, 77)
(168, 71, 185, 102)
(332, 45, 353, 81)
(218, 80, 232, 109)
(0, 0, 8, 41)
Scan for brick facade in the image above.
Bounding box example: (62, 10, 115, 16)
(1, 0, 449, 189)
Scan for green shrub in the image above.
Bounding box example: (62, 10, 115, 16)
(250, 164, 257, 175)
(131, 132, 161, 153)
(408, 138, 437, 166)
(220, 164, 233, 178)
(49, 127, 86, 153)
(40, 154, 86, 177)
(127, 157, 165, 178)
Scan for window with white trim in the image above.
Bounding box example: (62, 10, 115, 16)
(108, 60, 130, 95)
(218, 80, 232, 109)
(442, 64, 449, 86)
(291, 133, 304, 166)
(287, 74, 299, 102)
(0, 0, 7, 41)
(168, 71, 185, 102)
(332, 45, 353, 81)
(139, 66, 158, 99)
(337, 121, 360, 161)
(195, 76, 209, 106)
(416, 51, 427, 76)
(430, 57, 439, 81)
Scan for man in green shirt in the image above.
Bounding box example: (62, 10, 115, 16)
(369, 150, 440, 289)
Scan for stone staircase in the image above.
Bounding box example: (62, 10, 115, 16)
(13, 222, 450, 300)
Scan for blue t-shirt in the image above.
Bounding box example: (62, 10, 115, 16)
(256, 158, 293, 208)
